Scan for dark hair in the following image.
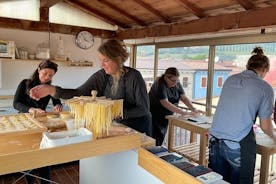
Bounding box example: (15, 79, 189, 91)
(164, 67, 180, 77)
(26, 59, 58, 91)
(98, 39, 129, 67)
(246, 47, 269, 71)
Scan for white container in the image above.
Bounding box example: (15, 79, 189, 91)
(40, 128, 92, 148)
(65, 119, 75, 130)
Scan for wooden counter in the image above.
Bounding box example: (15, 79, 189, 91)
(138, 148, 202, 184)
(0, 132, 141, 175)
(167, 115, 211, 166)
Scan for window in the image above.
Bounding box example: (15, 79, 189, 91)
(217, 76, 223, 88)
(136, 45, 155, 92)
(182, 77, 188, 88)
(201, 76, 207, 88)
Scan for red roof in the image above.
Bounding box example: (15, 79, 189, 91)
(264, 56, 276, 87)
(136, 58, 232, 71)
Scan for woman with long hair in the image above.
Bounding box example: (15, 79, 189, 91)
(29, 39, 152, 136)
(13, 59, 62, 184)
(149, 67, 202, 146)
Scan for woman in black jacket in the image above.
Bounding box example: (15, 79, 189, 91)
(13, 59, 62, 184)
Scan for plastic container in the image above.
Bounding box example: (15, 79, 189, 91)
(65, 119, 75, 130)
(40, 128, 92, 148)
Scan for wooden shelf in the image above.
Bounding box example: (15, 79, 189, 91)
(0, 58, 93, 67)
(172, 142, 209, 164)
(138, 148, 202, 184)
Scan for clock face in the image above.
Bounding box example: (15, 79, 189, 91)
(75, 31, 94, 49)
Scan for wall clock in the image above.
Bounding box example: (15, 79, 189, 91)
(75, 31, 94, 49)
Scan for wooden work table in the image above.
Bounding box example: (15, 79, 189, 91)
(167, 115, 211, 166)
(166, 115, 276, 184)
(256, 133, 276, 184)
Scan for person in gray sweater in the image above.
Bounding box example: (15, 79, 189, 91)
(30, 39, 152, 136)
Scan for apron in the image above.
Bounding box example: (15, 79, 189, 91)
(239, 128, 256, 184)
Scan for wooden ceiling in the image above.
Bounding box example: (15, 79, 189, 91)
(1, 0, 276, 40)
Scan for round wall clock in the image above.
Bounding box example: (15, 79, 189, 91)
(75, 31, 94, 49)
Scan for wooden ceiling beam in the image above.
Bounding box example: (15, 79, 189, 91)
(236, 0, 256, 10)
(40, 0, 62, 8)
(133, 0, 171, 23)
(64, 0, 129, 28)
(0, 17, 115, 38)
(98, 0, 147, 26)
(40, 7, 49, 22)
(174, 0, 205, 18)
(115, 5, 276, 39)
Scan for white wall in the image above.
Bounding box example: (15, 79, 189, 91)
(0, 28, 102, 95)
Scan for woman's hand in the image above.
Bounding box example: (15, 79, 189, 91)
(28, 107, 45, 114)
(30, 84, 55, 100)
(53, 104, 63, 112)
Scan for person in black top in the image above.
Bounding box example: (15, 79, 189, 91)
(149, 67, 203, 146)
(13, 59, 62, 184)
(29, 39, 152, 136)
(13, 59, 62, 114)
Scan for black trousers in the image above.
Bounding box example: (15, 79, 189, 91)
(151, 110, 171, 146)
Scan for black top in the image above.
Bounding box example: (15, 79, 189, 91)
(54, 67, 150, 119)
(149, 76, 184, 115)
(13, 79, 62, 113)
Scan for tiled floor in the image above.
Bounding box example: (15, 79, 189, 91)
(0, 161, 79, 184)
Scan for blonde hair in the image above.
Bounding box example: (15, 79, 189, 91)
(98, 39, 129, 96)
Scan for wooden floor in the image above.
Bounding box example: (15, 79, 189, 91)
(0, 161, 79, 184)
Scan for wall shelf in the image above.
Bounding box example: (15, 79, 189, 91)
(0, 58, 93, 67)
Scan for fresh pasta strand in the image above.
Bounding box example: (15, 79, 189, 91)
(67, 96, 123, 138)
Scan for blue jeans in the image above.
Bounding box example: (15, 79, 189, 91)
(208, 138, 241, 184)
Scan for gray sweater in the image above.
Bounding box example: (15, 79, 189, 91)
(55, 67, 150, 119)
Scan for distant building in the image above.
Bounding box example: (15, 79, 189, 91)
(136, 58, 239, 99)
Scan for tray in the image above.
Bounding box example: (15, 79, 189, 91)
(0, 113, 47, 154)
(0, 113, 47, 136)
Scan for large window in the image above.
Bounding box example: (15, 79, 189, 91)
(213, 43, 276, 113)
(156, 46, 209, 111)
(135, 45, 155, 92)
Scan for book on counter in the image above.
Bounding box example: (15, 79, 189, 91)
(186, 165, 212, 177)
(159, 152, 183, 163)
(196, 172, 223, 184)
(146, 146, 169, 156)
(172, 161, 195, 171)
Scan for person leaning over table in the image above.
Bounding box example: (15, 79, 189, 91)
(149, 67, 203, 146)
(13, 59, 62, 184)
(208, 47, 276, 184)
(29, 39, 152, 136)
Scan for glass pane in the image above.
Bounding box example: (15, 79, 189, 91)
(125, 46, 130, 67)
(0, 0, 39, 21)
(135, 45, 155, 92)
(214, 43, 276, 115)
(157, 46, 209, 111)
